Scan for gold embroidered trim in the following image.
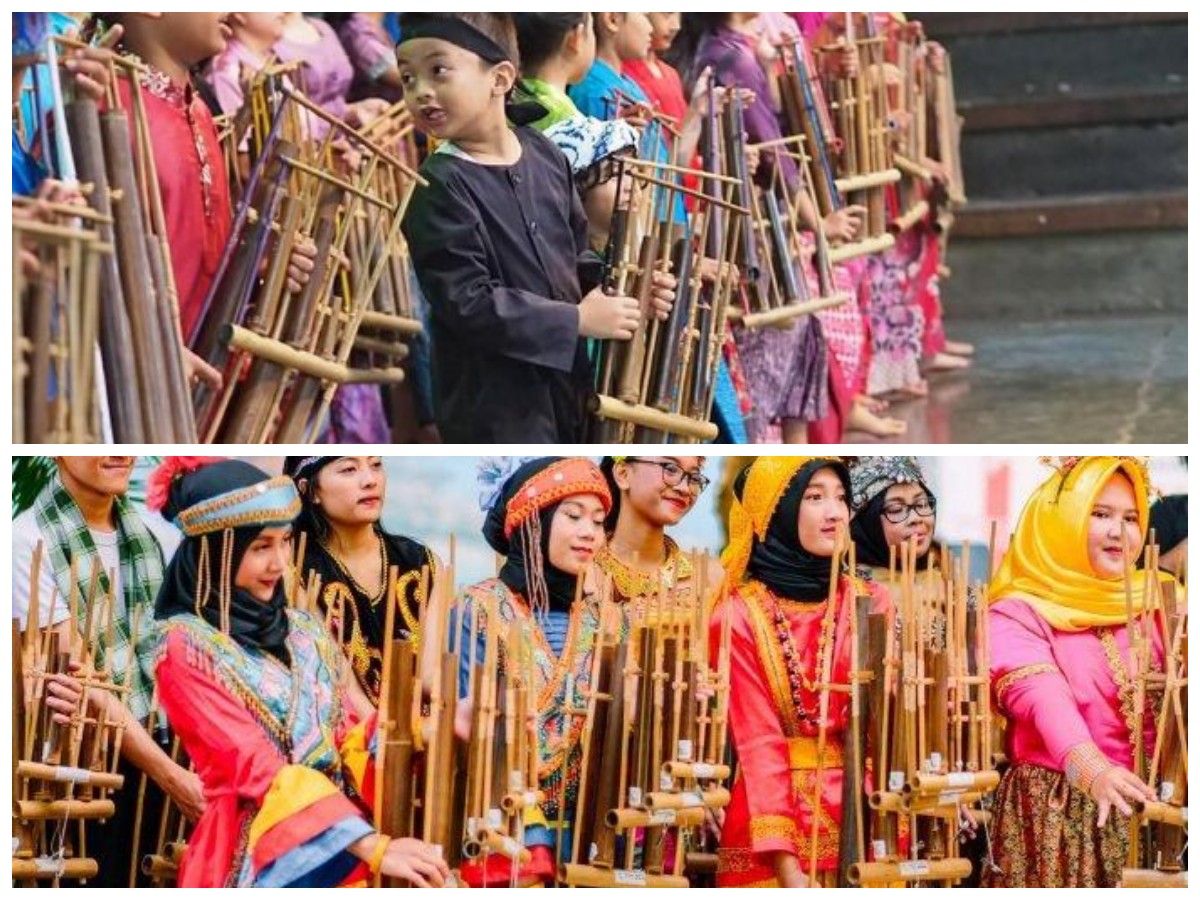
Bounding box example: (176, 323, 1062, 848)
(594, 535, 694, 601)
(741, 581, 802, 737)
(995, 663, 1060, 708)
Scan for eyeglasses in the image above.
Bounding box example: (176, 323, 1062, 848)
(625, 458, 711, 494)
(881, 497, 936, 523)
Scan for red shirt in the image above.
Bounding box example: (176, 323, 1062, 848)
(623, 56, 688, 125)
(114, 68, 232, 342)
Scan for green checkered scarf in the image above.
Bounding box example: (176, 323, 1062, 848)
(31, 472, 165, 722)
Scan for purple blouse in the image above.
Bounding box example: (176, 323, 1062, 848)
(273, 17, 353, 121)
(693, 26, 798, 191)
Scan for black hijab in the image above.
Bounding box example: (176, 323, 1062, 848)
(154, 461, 291, 662)
(483, 458, 580, 614)
(746, 459, 852, 602)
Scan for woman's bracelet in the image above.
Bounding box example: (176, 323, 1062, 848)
(1065, 744, 1112, 794)
(368, 834, 392, 875)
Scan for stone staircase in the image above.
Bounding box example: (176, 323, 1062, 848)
(918, 12, 1187, 319)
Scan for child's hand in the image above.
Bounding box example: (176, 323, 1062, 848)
(649, 269, 677, 320)
(61, 24, 123, 102)
(286, 238, 317, 293)
(183, 348, 223, 390)
(578, 288, 641, 341)
(823, 205, 866, 243)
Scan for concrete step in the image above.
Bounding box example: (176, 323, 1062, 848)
(933, 20, 1186, 105)
(954, 191, 1187, 239)
(918, 12, 1187, 37)
(941, 228, 1186, 320)
(961, 121, 1186, 200)
(962, 86, 1187, 133)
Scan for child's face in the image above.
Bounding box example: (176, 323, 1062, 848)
(231, 12, 285, 45)
(397, 38, 515, 141)
(614, 12, 654, 62)
(647, 13, 681, 53)
(160, 12, 231, 66)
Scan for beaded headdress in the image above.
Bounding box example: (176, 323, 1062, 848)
(849, 456, 927, 512)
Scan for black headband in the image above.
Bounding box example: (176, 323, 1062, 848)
(399, 16, 511, 65)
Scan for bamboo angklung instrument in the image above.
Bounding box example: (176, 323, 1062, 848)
(562, 562, 733, 888)
(194, 74, 425, 443)
(1120, 538, 1188, 888)
(853, 538, 999, 886)
(13, 544, 128, 886)
(806, 16, 901, 261)
(588, 88, 747, 445)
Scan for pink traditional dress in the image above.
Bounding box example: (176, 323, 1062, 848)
(985, 456, 1176, 888)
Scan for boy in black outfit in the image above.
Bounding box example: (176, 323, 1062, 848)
(399, 12, 675, 443)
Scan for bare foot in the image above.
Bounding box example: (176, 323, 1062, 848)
(893, 379, 929, 399)
(848, 404, 908, 437)
(924, 352, 972, 373)
(855, 394, 890, 414)
(944, 340, 975, 357)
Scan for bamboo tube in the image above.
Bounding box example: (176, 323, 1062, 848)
(222, 324, 404, 384)
(1133, 801, 1187, 828)
(358, 309, 424, 335)
(893, 153, 933, 182)
(15, 798, 115, 820)
(728, 292, 851, 329)
(661, 761, 731, 781)
(15, 761, 124, 791)
(13, 858, 100, 880)
(594, 394, 718, 442)
(835, 168, 902, 193)
(890, 200, 931, 235)
(606, 805, 705, 830)
(828, 232, 896, 264)
(642, 787, 730, 811)
(907, 769, 1000, 796)
(847, 857, 971, 885)
(560, 864, 688, 889)
(1121, 869, 1189, 888)
(141, 854, 179, 879)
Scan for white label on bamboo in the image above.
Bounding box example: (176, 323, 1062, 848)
(628, 787, 643, 807)
(35, 857, 65, 875)
(660, 771, 674, 791)
(1160, 781, 1175, 802)
(692, 763, 718, 780)
(947, 772, 974, 789)
(680, 792, 703, 807)
(899, 861, 932, 877)
(677, 739, 693, 762)
(588, 843, 599, 863)
(509, 770, 524, 792)
(54, 765, 92, 784)
(872, 840, 888, 860)
(649, 809, 678, 826)
(937, 791, 963, 807)
(929, 752, 943, 772)
(614, 869, 648, 886)
(486, 808, 503, 830)
(889, 771, 905, 792)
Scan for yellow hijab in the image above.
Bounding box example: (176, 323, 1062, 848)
(721, 456, 842, 586)
(989, 456, 1172, 631)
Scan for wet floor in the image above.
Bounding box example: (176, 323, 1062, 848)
(845, 313, 1187, 444)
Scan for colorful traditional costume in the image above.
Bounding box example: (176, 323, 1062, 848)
(151, 459, 383, 888)
(985, 456, 1173, 887)
(454, 457, 612, 886)
(714, 457, 887, 886)
(286, 456, 438, 704)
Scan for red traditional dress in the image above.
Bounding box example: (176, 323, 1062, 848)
(114, 59, 232, 343)
(156, 610, 378, 887)
(713, 574, 888, 886)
